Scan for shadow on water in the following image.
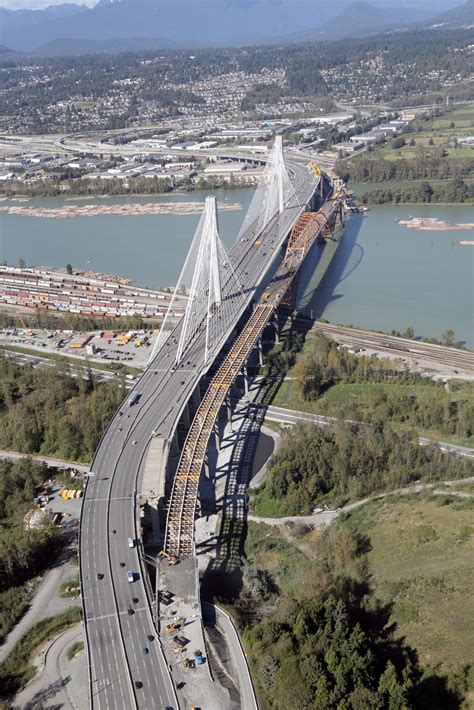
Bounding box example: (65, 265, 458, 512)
(298, 213, 365, 319)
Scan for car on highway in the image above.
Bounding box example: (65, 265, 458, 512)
(135, 681, 143, 689)
(127, 571, 135, 582)
(97, 573, 104, 580)
(143, 647, 149, 655)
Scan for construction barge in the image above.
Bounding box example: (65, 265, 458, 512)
(0, 265, 187, 320)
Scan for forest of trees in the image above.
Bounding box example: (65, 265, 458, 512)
(360, 178, 473, 205)
(252, 422, 473, 515)
(0, 458, 58, 643)
(239, 516, 469, 709)
(335, 156, 474, 183)
(290, 335, 473, 441)
(0, 354, 125, 461)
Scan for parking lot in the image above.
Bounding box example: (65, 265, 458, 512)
(0, 327, 162, 369)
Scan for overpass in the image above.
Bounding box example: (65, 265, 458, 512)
(79, 138, 345, 709)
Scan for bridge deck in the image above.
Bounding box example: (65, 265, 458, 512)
(164, 193, 343, 559)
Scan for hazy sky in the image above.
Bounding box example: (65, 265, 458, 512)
(0, 0, 96, 9)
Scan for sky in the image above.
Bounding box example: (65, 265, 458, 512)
(0, 0, 96, 9)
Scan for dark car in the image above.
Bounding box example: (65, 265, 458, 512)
(135, 681, 143, 689)
(142, 647, 149, 655)
(97, 573, 104, 580)
(120, 562, 126, 567)
(128, 608, 134, 616)
(133, 597, 139, 604)
(147, 634, 154, 642)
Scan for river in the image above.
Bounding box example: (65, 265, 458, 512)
(0, 187, 472, 346)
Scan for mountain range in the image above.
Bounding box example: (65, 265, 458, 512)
(0, 0, 472, 54)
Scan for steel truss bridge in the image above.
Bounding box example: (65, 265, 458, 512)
(79, 137, 345, 709)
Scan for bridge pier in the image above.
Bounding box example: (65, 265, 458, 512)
(257, 337, 264, 367)
(170, 429, 180, 458)
(225, 393, 233, 427)
(182, 401, 191, 429)
(241, 364, 249, 394)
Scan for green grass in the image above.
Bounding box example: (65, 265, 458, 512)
(358, 105, 474, 163)
(342, 496, 474, 674)
(245, 522, 314, 598)
(66, 640, 84, 661)
(59, 574, 80, 599)
(271, 377, 474, 449)
(0, 607, 82, 697)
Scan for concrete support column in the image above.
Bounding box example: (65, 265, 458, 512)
(258, 338, 264, 367)
(213, 423, 220, 454)
(225, 394, 233, 426)
(182, 401, 190, 429)
(192, 384, 201, 411)
(274, 322, 280, 346)
(170, 429, 179, 457)
(242, 363, 249, 394)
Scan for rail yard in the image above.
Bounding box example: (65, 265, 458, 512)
(0, 265, 187, 320)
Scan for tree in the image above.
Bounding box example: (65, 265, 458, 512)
(391, 136, 406, 149)
(66, 263, 73, 275)
(442, 329, 455, 346)
(18, 258, 26, 269)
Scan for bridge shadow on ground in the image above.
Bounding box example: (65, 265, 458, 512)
(200, 381, 270, 603)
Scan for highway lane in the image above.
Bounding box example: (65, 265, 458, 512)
(263, 404, 474, 459)
(80, 161, 318, 708)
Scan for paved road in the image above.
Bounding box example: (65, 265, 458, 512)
(248, 476, 474, 528)
(1, 348, 134, 387)
(80, 161, 318, 708)
(263, 404, 474, 459)
(0, 449, 89, 471)
(13, 624, 83, 710)
(0, 562, 75, 664)
(202, 603, 258, 710)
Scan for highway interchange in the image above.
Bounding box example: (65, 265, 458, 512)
(79, 160, 318, 708)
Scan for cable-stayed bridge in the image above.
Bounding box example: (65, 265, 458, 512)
(79, 138, 345, 709)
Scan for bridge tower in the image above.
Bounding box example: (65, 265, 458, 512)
(150, 196, 243, 366)
(237, 135, 299, 241)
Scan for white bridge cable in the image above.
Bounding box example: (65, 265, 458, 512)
(237, 135, 300, 242)
(149, 137, 306, 367)
(150, 196, 244, 367)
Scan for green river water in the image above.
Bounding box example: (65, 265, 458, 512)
(0, 187, 472, 346)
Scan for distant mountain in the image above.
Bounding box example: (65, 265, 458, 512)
(0, 0, 468, 54)
(33, 36, 178, 56)
(427, 0, 474, 26)
(0, 3, 86, 32)
(1, 0, 341, 52)
(278, 1, 442, 43)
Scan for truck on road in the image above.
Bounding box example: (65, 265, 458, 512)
(128, 392, 141, 406)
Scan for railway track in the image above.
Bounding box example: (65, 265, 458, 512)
(164, 303, 273, 558)
(310, 323, 474, 375)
